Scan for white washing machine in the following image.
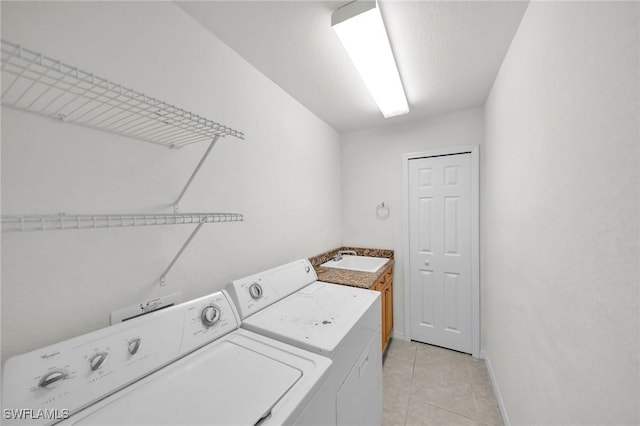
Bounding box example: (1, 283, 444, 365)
(2, 290, 332, 426)
(226, 259, 383, 426)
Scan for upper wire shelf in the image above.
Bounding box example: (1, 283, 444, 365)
(1, 213, 244, 233)
(0, 40, 244, 148)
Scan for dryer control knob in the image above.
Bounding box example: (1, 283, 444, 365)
(201, 305, 220, 328)
(249, 283, 263, 299)
(128, 338, 141, 355)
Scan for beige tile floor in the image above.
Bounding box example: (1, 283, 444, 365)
(382, 339, 504, 426)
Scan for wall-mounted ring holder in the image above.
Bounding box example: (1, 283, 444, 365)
(376, 202, 390, 220)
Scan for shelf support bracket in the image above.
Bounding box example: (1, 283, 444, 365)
(174, 135, 221, 213)
(159, 221, 205, 286)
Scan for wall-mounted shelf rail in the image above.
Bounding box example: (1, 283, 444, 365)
(2, 212, 244, 286)
(1, 40, 244, 148)
(1, 213, 243, 233)
(2, 39, 246, 286)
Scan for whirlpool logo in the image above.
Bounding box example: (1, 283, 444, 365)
(39, 351, 60, 360)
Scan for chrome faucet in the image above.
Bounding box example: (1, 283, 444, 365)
(333, 250, 357, 261)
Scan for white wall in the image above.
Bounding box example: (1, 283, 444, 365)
(341, 107, 484, 338)
(0, 2, 341, 362)
(483, 2, 639, 424)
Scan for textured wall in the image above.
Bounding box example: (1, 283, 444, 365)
(1, 2, 342, 362)
(482, 2, 639, 424)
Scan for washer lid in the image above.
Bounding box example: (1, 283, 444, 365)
(242, 281, 379, 356)
(68, 341, 302, 426)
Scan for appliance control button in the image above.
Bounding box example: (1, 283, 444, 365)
(201, 305, 220, 327)
(128, 338, 141, 355)
(249, 283, 263, 299)
(39, 370, 69, 389)
(89, 352, 108, 371)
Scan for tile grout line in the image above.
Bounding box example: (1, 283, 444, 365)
(414, 348, 482, 424)
(403, 345, 418, 426)
(386, 341, 502, 426)
(467, 356, 483, 424)
(423, 400, 481, 425)
(468, 355, 504, 426)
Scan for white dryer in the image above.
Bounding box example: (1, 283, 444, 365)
(226, 259, 383, 426)
(2, 290, 331, 426)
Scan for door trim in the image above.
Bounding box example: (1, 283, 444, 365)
(402, 145, 480, 357)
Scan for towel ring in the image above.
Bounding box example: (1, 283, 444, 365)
(376, 202, 390, 220)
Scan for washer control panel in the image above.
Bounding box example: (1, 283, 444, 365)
(1, 291, 240, 426)
(179, 292, 238, 355)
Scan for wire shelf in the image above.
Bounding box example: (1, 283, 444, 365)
(1, 40, 244, 148)
(1, 213, 244, 233)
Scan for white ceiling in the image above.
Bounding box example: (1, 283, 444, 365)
(177, 1, 529, 133)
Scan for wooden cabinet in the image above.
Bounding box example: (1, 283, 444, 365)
(373, 266, 394, 352)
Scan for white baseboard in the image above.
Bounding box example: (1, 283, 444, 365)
(392, 330, 407, 341)
(480, 350, 510, 426)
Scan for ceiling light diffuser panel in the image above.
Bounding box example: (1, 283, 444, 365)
(332, 0, 409, 118)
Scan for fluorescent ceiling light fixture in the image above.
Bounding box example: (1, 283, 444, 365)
(332, 0, 409, 118)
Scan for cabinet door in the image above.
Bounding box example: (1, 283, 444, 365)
(380, 284, 389, 352)
(372, 276, 385, 350)
(384, 280, 393, 343)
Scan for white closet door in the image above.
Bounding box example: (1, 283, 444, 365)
(408, 153, 472, 353)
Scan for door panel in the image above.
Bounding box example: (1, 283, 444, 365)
(420, 270, 435, 327)
(444, 272, 460, 332)
(444, 196, 460, 255)
(409, 153, 472, 353)
(419, 197, 434, 253)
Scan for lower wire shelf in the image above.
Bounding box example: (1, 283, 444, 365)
(1, 212, 243, 233)
(2, 212, 244, 286)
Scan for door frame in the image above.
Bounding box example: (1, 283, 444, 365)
(402, 145, 480, 358)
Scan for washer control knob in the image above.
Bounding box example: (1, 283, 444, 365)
(39, 370, 69, 389)
(89, 352, 108, 371)
(249, 283, 263, 299)
(201, 305, 220, 328)
(128, 338, 141, 355)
